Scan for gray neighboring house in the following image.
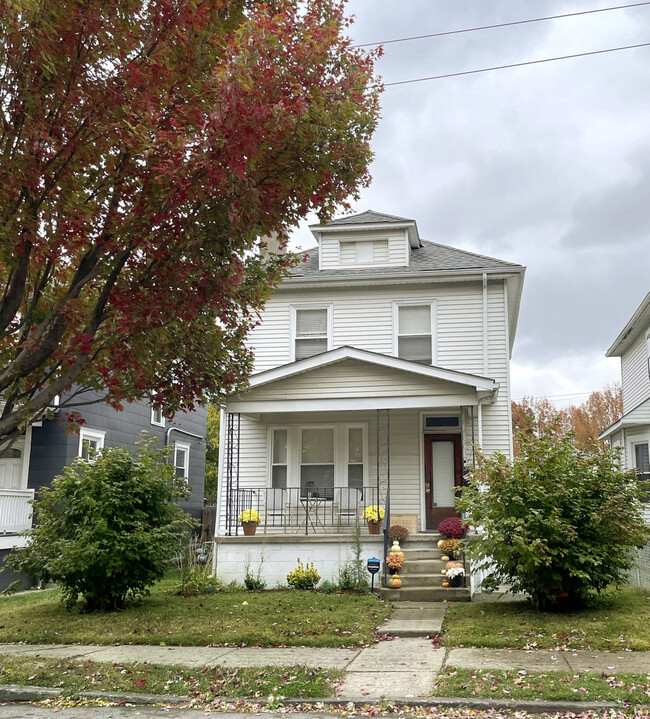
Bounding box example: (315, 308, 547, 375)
(0, 394, 207, 590)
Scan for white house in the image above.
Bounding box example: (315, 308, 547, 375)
(600, 291, 650, 512)
(214, 210, 525, 586)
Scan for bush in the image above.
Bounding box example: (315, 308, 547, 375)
(7, 434, 196, 610)
(388, 525, 410, 542)
(174, 536, 219, 597)
(287, 559, 320, 589)
(244, 558, 266, 591)
(437, 516, 464, 538)
(456, 427, 650, 610)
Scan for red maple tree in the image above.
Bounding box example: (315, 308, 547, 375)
(0, 0, 380, 444)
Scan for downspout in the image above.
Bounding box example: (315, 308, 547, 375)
(164, 426, 205, 446)
(482, 273, 489, 376)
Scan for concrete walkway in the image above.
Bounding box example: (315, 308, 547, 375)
(3, 636, 650, 700)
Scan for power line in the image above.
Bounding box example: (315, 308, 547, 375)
(354, 2, 650, 48)
(375, 41, 650, 88)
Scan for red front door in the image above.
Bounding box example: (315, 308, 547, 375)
(424, 434, 462, 530)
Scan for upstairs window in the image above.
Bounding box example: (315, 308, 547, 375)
(151, 405, 165, 427)
(395, 303, 434, 364)
(339, 239, 389, 265)
(293, 306, 331, 361)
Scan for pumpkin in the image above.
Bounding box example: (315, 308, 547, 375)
(445, 561, 463, 570)
(440, 569, 446, 574)
(441, 555, 449, 562)
(441, 580, 450, 587)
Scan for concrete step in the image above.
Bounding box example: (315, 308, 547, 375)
(391, 573, 449, 587)
(401, 548, 442, 561)
(399, 559, 447, 573)
(376, 601, 448, 637)
(380, 586, 470, 602)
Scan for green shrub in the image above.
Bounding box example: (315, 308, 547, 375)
(287, 559, 320, 589)
(457, 427, 650, 610)
(7, 434, 196, 610)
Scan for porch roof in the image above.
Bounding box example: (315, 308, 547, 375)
(226, 346, 498, 414)
(599, 398, 650, 440)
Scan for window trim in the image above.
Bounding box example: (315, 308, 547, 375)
(269, 426, 289, 489)
(392, 300, 436, 365)
(290, 304, 333, 362)
(174, 441, 191, 480)
(151, 405, 165, 427)
(345, 424, 367, 488)
(78, 428, 106, 459)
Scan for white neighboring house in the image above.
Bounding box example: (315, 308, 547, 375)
(600, 291, 650, 517)
(215, 210, 525, 585)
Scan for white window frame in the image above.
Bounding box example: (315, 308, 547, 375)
(268, 426, 289, 489)
(392, 300, 436, 365)
(78, 428, 106, 459)
(174, 441, 191, 480)
(345, 424, 367, 488)
(151, 405, 165, 427)
(338, 238, 390, 267)
(290, 304, 333, 362)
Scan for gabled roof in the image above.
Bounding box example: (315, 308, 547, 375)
(599, 397, 650, 440)
(309, 209, 421, 248)
(290, 239, 522, 279)
(325, 210, 415, 226)
(606, 291, 650, 357)
(249, 346, 498, 393)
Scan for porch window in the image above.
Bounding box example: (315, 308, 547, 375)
(271, 429, 288, 489)
(347, 426, 364, 490)
(174, 442, 190, 480)
(293, 307, 331, 361)
(78, 429, 106, 460)
(300, 427, 334, 499)
(395, 303, 434, 364)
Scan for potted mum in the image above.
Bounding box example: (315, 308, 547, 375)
(363, 505, 385, 534)
(238, 509, 261, 536)
(446, 566, 465, 587)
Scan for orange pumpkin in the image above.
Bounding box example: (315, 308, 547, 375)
(442, 580, 450, 587)
(445, 561, 463, 570)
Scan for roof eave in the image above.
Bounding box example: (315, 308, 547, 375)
(606, 291, 650, 357)
(310, 221, 421, 249)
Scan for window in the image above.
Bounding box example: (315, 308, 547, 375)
(151, 405, 165, 427)
(347, 426, 365, 490)
(300, 427, 334, 499)
(339, 239, 389, 265)
(78, 429, 106, 460)
(394, 303, 434, 364)
(292, 306, 331, 361)
(174, 442, 190, 479)
(271, 429, 288, 489)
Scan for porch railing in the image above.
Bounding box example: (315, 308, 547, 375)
(0, 489, 34, 534)
(229, 486, 381, 535)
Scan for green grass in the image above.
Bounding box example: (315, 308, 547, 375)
(433, 666, 650, 704)
(443, 586, 650, 651)
(0, 575, 389, 648)
(0, 655, 340, 698)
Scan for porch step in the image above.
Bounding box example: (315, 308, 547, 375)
(380, 586, 470, 602)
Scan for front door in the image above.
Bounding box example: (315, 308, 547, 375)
(424, 434, 462, 529)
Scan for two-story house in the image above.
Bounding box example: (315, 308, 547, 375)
(0, 395, 207, 591)
(215, 210, 525, 587)
(600, 291, 650, 517)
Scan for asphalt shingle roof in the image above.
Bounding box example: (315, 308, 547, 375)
(322, 210, 414, 226)
(290, 239, 522, 279)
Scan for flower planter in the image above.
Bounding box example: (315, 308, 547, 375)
(242, 521, 258, 536)
(449, 575, 463, 587)
(367, 520, 380, 534)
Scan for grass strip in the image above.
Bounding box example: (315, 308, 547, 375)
(0, 655, 341, 699)
(443, 587, 650, 651)
(0, 575, 389, 648)
(433, 666, 650, 704)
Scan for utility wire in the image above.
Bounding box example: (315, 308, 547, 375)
(354, 1, 650, 48)
(375, 41, 650, 87)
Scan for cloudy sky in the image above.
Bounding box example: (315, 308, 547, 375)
(289, 0, 650, 405)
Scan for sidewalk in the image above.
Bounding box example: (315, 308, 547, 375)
(2, 638, 650, 701)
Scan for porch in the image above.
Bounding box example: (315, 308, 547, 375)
(0, 488, 34, 535)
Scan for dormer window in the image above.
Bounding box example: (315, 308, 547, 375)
(292, 306, 332, 361)
(339, 239, 389, 266)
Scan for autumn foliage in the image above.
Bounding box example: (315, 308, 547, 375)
(512, 384, 622, 455)
(0, 0, 380, 443)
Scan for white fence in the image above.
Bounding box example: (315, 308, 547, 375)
(0, 489, 34, 534)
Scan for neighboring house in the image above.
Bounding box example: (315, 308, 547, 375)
(0, 394, 207, 590)
(215, 210, 525, 587)
(600, 291, 650, 519)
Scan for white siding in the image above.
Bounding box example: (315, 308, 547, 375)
(621, 330, 650, 413)
(245, 360, 478, 401)
(318, 229, 408, 270)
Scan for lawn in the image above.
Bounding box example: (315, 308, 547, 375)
(433, 666, 650, 704)
(0, 575, 390, 648)
(443, 586, 650, 651)
(0, 655, 341, 698)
